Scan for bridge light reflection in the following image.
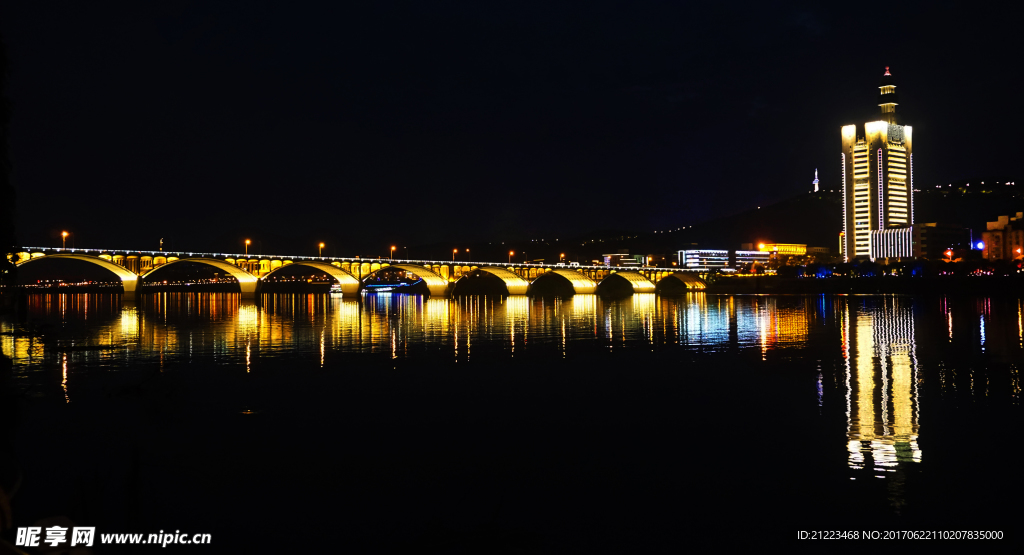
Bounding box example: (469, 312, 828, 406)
(120, 305, 139, 341)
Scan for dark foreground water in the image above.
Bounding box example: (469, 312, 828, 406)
(2, 292, 1021, 551)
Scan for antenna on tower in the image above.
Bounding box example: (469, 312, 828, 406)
(812, 169, 820, 192)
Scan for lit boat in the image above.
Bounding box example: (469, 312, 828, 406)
(329, 283, 344, 294)
(363, 281, 418, 293)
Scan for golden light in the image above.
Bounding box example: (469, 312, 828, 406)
(319, 243, 325, 248)
(61, 231, 69, 249)
(62, 231, 68, 238)
(758, 243, 765, 250)
(245, 239, 251, 245)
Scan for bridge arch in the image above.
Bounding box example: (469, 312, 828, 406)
(656, 272, 707, 292)
(530, 269, 596, 295)
(141, 258, 259, 298)
(259, 261, 361, 297)
(596, 271, 656, 295)
(361, 264, 449, 296)
(455, 267, 531, 295)
(16, 253, 141, 299)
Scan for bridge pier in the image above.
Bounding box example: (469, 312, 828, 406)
(239, 280, 258, 300)
(122, 278, 140, 302)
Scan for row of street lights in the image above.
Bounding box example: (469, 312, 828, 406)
(58, 234, 574, 265)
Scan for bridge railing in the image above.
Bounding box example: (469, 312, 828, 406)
(12, 247, 698, 273)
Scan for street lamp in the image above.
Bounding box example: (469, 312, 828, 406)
(61, 231, 68, 250)
(453, 249, 457, 262)
(945, 249, 953, 262)
(319, 242, 325, 257)
(245, 239, 251, 256)
(560, 253, 565, 263)
(509, 250, 514, 264)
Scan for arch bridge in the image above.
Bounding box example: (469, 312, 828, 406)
(9, 247, 706, 300)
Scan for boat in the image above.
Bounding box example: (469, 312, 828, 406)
(362, 281, 418, 293)
(329, 283, 344, 294)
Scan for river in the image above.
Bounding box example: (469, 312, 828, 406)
(2, 292, 1020, 550)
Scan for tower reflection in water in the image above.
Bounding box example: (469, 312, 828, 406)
(842, 297, 921, 477)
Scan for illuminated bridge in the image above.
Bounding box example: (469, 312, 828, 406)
(7, 247, 707, 300)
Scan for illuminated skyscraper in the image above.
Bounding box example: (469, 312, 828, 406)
(812, 168, 819, 192)
(840, 68, 914, 261)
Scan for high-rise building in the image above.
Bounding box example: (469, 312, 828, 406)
(840, 67, 914, 261)
(812, 169, 819, 192)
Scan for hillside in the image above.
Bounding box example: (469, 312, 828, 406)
(408, 181, 1022, 263)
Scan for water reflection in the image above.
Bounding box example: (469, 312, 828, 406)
(3, 292, 1022, 480)
(843, 298, 921, 477)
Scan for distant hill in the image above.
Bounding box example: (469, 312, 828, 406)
(653, 191, 843, 250)
(915, 177, 1024, 232)
(407, 180, 1022, 263)
(559, 191, 843, 259)
(583, 179, 1024, 258)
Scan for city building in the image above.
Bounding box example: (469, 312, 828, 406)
(757, 243, 807, 256)
(677, 249, 770, 271)
(981, 212, 1024, 261)
(678, 250, 729, 271)
(812, 169, 819, 192)
(645, 254, 675, 267)
(869, 222, 972, 261)
(841, 67, 914, 261)
(602, 250, 643, 267)
(913, 223, 972, 260)
(733, 250, 771, 270)
(869, 227, 913, 261)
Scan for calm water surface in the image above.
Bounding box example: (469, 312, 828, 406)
(3, 292, 1021, 548)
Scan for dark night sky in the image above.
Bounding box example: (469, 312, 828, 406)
(2, 1, 1021, 255)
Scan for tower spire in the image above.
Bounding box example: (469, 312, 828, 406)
(879, 66, 898, 124)
(813, 168, 819, 192)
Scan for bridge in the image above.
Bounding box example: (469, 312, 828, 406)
(7, 247, 707, 301)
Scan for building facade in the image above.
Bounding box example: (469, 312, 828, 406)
(841, 68, 914, 261)
(677, 249, 770, 271)
(733, 250, 771, 270)
(982, 212, 1024, 261)
(678, 250, 729, 271)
